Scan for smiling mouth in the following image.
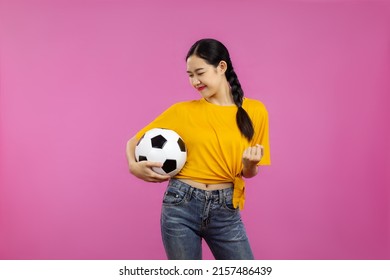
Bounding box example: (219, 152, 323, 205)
(197, 86, 206, 91)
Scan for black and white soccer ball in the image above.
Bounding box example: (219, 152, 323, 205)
(135, 128, 187, 177)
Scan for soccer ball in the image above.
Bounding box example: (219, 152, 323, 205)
(135, 128, 187, 176)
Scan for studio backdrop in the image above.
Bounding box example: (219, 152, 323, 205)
(0, 0, 389, 259)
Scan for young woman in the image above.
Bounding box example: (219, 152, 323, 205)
(126, 38, 270, 260)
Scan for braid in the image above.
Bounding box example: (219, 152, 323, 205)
(228, 68, 244, 106)
(227, 68, 254, 141)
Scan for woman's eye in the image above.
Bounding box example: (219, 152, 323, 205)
(197, 72, 204, 76)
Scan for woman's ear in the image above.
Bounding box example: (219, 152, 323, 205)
(218, 60, 228, 74)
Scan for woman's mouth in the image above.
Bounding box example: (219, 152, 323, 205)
(197, 86, 206, 91)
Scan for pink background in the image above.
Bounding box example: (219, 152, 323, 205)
(1, 0, 389, 260)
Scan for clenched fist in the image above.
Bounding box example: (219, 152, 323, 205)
(242, 144, 264, 178)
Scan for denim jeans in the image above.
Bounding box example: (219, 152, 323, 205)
(161, 179, 254, 260)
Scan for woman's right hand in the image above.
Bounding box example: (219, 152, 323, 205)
(129, 160, 171, 183)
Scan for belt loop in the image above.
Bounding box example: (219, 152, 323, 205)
(219, 189, 224, 205)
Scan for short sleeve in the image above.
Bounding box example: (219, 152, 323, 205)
(250, 102, 271, 166)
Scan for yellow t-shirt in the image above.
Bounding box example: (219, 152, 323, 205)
(135, 97, 271, 209)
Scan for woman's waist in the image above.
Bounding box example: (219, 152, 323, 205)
(176, 178, 233, 191)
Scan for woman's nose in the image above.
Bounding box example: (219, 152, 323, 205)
(192, 78, 200, 86)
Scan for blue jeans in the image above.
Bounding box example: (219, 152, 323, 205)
(161, 179, 254, 260)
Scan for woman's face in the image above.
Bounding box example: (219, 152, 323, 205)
(186, 55, 227, 100)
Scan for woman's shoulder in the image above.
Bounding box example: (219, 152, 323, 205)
(243, 97, 268, 112)
(175, 99, 201, 105)
(169, 99, 202, 110)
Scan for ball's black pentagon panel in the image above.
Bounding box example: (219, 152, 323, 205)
(151, 135, 167, 149)
(162, 159, 177, 173)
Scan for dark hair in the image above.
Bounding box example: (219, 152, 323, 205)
(186, 38, 254, 141)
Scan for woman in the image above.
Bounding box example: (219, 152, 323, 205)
(126, 38, 270, 260)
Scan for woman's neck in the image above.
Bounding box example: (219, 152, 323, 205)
(205, 82, 234, 106)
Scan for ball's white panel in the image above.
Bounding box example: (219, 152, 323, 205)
(152, 167, 165, 175)
(147, 148, 167, 163)
(145, 128, 166, 138)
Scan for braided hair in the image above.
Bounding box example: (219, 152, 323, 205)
(186, 38, 254, 141)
